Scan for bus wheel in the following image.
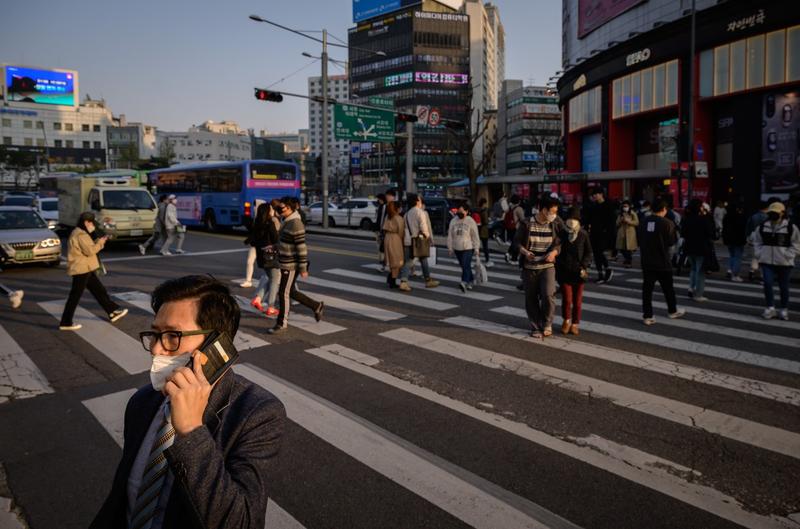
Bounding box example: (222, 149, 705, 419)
(359, 218, 372, 231)
(204, 210, 218, 232)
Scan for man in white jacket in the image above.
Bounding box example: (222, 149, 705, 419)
(162, 194, 186, 256)
(751, 201, 800, 320)
(398, 194, 439, 291)
(447, 202, 480, 292)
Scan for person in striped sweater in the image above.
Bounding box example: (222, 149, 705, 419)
(514, 195, 562, 339)
(267, 196, 324, 335)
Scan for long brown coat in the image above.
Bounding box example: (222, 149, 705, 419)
(383, 214, 405, 276)
(616, 212, 639, 250)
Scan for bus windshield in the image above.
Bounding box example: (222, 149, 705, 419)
(102, 190, 156, 210)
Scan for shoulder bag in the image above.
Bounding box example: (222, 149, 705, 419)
(406, 214, 430, 258)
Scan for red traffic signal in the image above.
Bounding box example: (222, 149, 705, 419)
(254, 89, 283, 102)
(396, 113, 418, 123)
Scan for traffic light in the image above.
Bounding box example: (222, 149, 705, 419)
(254, 89, 283, 102)
(396, 113, 418, 123)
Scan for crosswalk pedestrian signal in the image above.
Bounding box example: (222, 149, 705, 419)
(254, 89, 283, 102)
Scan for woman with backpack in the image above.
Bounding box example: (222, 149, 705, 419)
(681, 199, 717, 302)
(250, 200, 282, 317)
(556, 208, 593, 335)
(615, 200, 639, 268)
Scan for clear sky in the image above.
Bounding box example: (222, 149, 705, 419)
(0, 0, 561, 134)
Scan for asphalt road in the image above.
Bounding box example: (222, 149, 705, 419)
(0, 228, 798, 529)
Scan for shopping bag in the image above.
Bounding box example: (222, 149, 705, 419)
(475, 261, 488, 284)
(429, 245, 438, 266)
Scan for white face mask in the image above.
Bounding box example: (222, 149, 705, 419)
(150, 352, 192, 391)
(622, 207, 630, 213)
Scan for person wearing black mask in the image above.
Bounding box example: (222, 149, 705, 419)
(447, 202, 481, 292)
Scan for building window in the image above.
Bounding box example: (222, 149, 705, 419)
(94, 141, 101, 149)
(23, 120, 32, 129)
(701, 25, 800, 97)
(24, 138, 33, 146)
(66, 140, 74, 148)
(36, 138, 44, 147)
(65, 123, 74, 131)
(83, 141, 91, 148)
(54, 122, 62, 130)
(568, 86, 601, 132)
(612, 60, 678, 119)
(54, 140, 63, 147)
(2, 137, 11, 145)
(93, 125, 101, 132)
(1, 118, 10, 127)
(36, 121, 44, 129)
(82, 124, 90, 132)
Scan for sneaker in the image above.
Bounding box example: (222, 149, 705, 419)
(399, 281, 412, 292)
(8, 290, 23, 309)
(485, 261, 494, 268)
(240, 281, 254, 288)
(314, 301, 325, 322)
(251, 298, 264, 312)
(161, 250, 173, 256)
(425, 278, 439, 289)
(138, 244, 146, 256)
(109, 308, 129, 323)
(504, 253, 511, 264)
(762, 307, 777, 320)
(694, 296, 709, 303)
(59, 323, 82, 331)
(731, 276, 743, 283)
(778, 309, 789, 321)
(465, 283, 473, 290)
(604, 269, 614, 283)
(459, 282, 467, 293)
(174, 249, 186, 255)
(668, 309, 686, 319)
(265, 307, 279, 317)
(266, 326, 287, 335)
(643, 317, 656, 326)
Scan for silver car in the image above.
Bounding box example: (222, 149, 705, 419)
(0, 206, 61, 266)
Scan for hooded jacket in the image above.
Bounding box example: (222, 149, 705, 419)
(752, 219, 800, 267)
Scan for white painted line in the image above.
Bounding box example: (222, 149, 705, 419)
(237, 363, 571, 529)
(323, 268, 502, 302)
(489, 306, 800, 375)
(304, 345, 793, 529)
(114, 292, 270, 351)
(307, 344, 381, 367)
(624, 278, 792, 302)
(102, 247, 248, 263)
(82, 386, 305, 529)
(299, 289, 406, 322)
(362, 263, 518, 293)
(303, 277, 457, 312)
(236, 295, 344, 336)
(433, 262, 522, 282)
(0, 324, 53, 403)
(82, 388, 137, 447)
(445, 315, 800, 406)
(608, 263, 800, 293)
(39, 300, 150, 374)
(380, 328, 800, 460)
(583, 290, 800, 331)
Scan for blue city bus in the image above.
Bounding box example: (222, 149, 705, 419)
(147, 160, 301, 230)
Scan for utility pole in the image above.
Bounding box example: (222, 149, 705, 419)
(686, 0, 697, 204)
(321, 29, 330, 228)
(405, 121, 414, 194)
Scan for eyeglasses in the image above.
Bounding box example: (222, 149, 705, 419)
(139, 329, 214, 353)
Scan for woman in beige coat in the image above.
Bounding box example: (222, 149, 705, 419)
(382, 201, 405, 289)
(59, 212, 128, 330)
(615, 200, 639, 268)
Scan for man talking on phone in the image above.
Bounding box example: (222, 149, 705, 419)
(90, 275, 285, 529)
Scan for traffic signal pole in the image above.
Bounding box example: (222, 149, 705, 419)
(321, 29, 330, 229)
(406, 121, 414, 194)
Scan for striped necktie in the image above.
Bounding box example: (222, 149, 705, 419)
(129, 402, 175, 529)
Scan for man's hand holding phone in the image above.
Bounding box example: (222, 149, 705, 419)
(164, 352, 212, 436)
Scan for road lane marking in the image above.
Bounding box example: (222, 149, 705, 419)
(237, 363, 575, 529)
(102, 247, 248, 263)
(432, 262, 522, 282)
(489, 306, 800, 375)
(299, 290, 406, 322)
(0, 324, 53, 403)
(82, 386, 306, 529)
(235, 295, 344, 336)
(362, 263, 518, 293)
(114, 291, 270, 350)
(445, 315, 800, 405)
(607, 263, 800, 293)
(624, 278, 800, 303)
(39, 300, 150, 374)
(304, 344, 793, 529)
(323, 268, 502, 302)
(380, 328, 800, 460)
(302, 277, 457, 311)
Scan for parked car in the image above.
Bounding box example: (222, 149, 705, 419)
(0, 206, 61, 266)
(306, 202, 338, 225)
(308, 198, 378, 229)
(37, 197, 59, 230)
(1, 194, 37, 208)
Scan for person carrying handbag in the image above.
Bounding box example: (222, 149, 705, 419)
(556, 209, 593, 335)
(398, 193, 439, 292)
(250, 201, 282, 317)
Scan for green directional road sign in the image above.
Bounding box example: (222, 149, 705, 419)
(334, 104, 395, 143)
(368, 96, 394, 109)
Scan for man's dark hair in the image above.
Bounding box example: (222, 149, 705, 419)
(281, 196, 300, 211)
(158, 194, 167, 202)
(377, 193, 386, 202)
(590, 187, 605, 197)
(406, 193, 420, 209)
(540, 195, 560, 211)
(151, 275, 241, 339)
(509, 194, 520, 205)
(652, 199, 668, 213)
(458, 201, 470, 211)
(385, 189, 397, 198)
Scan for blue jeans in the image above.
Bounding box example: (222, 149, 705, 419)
(727, 245, 744, 275)
(454, 249, 475, 284)
(688, 255, 705, 297)
(400, 246, 430, 281)
(255, 267, 281, 307)
(762, 264, 791, 309)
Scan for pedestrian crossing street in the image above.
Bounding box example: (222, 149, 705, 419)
(1, 253, 799, 529)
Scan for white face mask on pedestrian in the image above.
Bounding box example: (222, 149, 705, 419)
(150, 352, 192, 391)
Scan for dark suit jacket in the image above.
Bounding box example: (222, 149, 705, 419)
(90, 372, 285, 529)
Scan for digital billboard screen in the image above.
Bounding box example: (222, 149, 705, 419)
(578, 0, 646, 38)
(353, 0, 420, 23)
(4, 66, 76, 106)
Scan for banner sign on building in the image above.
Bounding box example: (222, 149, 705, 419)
(578, 0, 646, 38)
(415, 72, 469, 85)
(4, 66, 77, 106)
(353, 0, 420, 23)
(762, 92, 799, 195)
(334, 104, 396, 143)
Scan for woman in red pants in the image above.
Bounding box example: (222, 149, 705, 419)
(555, 209, 593, 335)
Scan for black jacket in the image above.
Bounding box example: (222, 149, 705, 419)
(681, 214, 716, 257)
(556, 229, 593, 284)
(248, 219, 279, 268)
(722, 206, 747, 247)
(90, 372, 285, 529)
(583, 200, 617, 248)
(639, 214, 678, 272)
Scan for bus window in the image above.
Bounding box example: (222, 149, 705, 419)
(199, 167, 243, 193)
(154, 171, 198, 193)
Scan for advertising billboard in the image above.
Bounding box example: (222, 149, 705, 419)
(353, 0, 420, 23)
(581, 132, 602, 172)
(578, 0, 646, 38)
(761, 92, 800, 196)
(4, 66, 77, 106)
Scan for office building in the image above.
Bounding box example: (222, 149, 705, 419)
(308, 74, 351, 193)
(107, 115, 157, 168)
(156, 120, 251, 164)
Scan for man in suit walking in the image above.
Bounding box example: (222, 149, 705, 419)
(90, 275, 285, 529)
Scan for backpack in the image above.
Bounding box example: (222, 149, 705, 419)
(471, 212, 482, 226)
(503, 207, 517, 230)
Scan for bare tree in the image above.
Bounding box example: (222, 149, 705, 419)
(157, 139, 176, 164)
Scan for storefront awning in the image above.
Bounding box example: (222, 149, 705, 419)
(447, 176, 487, 187)
(480, 169, 670, 185)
